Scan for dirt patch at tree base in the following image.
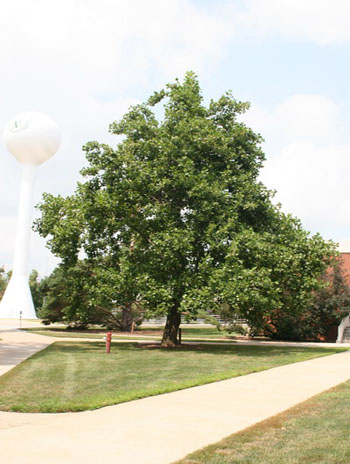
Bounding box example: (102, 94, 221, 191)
(138, 343, 204, 350)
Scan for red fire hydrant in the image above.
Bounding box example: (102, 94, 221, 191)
(106, 332, 112, 354)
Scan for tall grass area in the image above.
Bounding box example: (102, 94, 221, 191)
(0, 342, 344, 413)
(176, 380, 350, 464)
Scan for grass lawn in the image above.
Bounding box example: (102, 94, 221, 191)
(175, 380, 350, 464)
(22, 326, 239, 341)
(0, 341, 345, 413)
(22, 327, 160, 340)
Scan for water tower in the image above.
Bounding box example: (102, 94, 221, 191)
(0, 111, 61, 319)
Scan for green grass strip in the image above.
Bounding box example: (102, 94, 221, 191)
(0, 342, 345, 413)
(175, 379, 350, 464)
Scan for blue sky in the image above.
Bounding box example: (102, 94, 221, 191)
(1, 0, 350, 274)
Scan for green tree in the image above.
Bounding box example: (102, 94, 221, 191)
(0, 267, 9, 299)
(39, 262, 103, 328)
(257, 258, 350, 341)
(306, 259, 350, 341)
(29, 269, 44, 312)
(38, 261, 143, 330)
(210, 218, 336, 338)
(35, 72, 335, 346)
(38, 268, 66, 325)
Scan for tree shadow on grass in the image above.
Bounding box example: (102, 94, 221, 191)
(72, 341, 343, 357)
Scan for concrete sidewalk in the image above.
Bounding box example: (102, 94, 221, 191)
(0, 320, 55, 376)
(1, 321, 350, 464)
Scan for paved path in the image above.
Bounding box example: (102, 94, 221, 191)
(1, 320, 350, 464)
(0, 320, 55, 377)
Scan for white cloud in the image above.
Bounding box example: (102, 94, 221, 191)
(242, 93, 350, 238)
(0, 0, 231, 150)
(0, 0, 230, 93)
(239, 0, 350, 44)
(243, 94, 341, 145)
(260, 142, 350, 233)
(275, 95, 339, 141)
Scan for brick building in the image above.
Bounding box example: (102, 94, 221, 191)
(339, 242, 350, 284)
(336, 241, 350, 343)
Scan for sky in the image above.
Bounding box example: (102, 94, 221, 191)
(1, 0, 350, 276)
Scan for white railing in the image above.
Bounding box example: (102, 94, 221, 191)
(336, 315, 350, 343)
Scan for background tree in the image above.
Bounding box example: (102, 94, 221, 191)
(38, 262, 96, 328)
(307, 259, 350, 341)
(209, 217, 336, 339)
(35, 72, 335, 345)
(0, 267, 9, 299)
(38, 261, 143, 330)
(29, 269, 44, 312)
(287, 258, 350, 342)
(257, 258, 350, 341)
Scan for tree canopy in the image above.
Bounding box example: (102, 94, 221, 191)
(35, 72, 336, 345)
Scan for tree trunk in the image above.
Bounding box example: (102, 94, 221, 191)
(122, 303, 132, 332)
(161, 306, 181, 347)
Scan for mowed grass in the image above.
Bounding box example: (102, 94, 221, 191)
(22, 327, 159, 341)
(0, 342, 345, 413)
(175, 380, 350, 464)
(22, 325, 238, 341)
